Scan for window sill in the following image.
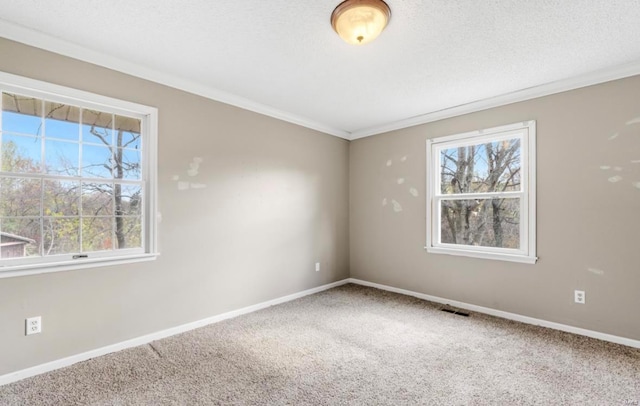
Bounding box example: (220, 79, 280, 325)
(0, 253, 159, 279)
(425, 246, 537, 264)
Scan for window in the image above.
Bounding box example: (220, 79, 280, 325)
(0, 72, 158, 277)
(426, 121, 536, 264)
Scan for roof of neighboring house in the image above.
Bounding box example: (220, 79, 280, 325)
(0, 232, 36, 245)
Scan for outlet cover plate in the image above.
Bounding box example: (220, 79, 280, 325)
(26, 316, 42, 335)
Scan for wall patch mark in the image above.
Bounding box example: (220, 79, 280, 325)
(397, 178, 405, 185)
(409, 188, 419, 197)
(386, 160, 392, 167)
(608, 175, 623, 183)
(392, 200, 402, 212)
(608, 132, 619, 141)
(174, 158, 207, 191)
(626, 117, 640, 125)
(587, 268, 605, 276)
(382, 198, 388, 206)
(187, 157, 203, 177)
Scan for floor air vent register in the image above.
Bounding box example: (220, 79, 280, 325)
(440, 307, 470, 317)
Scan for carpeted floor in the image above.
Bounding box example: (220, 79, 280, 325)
(1, 284, 639, 405)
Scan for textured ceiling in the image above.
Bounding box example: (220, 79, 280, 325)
(1, 0, 640, 139)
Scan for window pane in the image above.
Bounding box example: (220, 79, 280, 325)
(1, 134, 42, 173)
(440, 138, 521, 194)
(115, 184, 142, 216)
(45, 140, 79, 176)
(81, 145, 113, 178)
(82, 109, 113, 146)
(82, 217, 113, 252)
(2, 93, 42, 136)
(45, 101, 80, 141)
(0, 217, 41, 258)
(115, 148, 140, 180)
(82, 182, 113, 216)
(44, 180, 80, 216)
(440, 198, 520, 249)
(115, 115, 141, 150)
(0, 177, 41, 217)
(43, 217, 79, 256)
(115, 216, 141, 249)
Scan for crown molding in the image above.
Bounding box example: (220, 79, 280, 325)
(349, 60, 640, 139)
(2, 18, 639, 142)
(0, 19, 351, 140)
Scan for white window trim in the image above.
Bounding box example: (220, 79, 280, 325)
(425, 120, 537, 264)
(0, 71, 159, 278)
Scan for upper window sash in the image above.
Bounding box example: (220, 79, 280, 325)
(434, 130, 525, 197)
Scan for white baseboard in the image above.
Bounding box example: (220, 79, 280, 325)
(0, 279, 350, 386)
(3, 277, 637, 386)
(347, 278, 640, 349)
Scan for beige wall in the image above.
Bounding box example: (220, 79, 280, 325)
(0, 38, 350, 375)
(350, 75, 640, 341)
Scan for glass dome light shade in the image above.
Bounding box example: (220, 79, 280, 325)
(331, 0, 391, 45)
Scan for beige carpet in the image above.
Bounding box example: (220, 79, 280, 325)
(1, 284, 639, 405)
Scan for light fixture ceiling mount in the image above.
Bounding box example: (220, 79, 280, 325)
(331, 0, 391, 46)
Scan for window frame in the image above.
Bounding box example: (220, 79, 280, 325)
(0, 71, 158, 278)
(425, 120, 537, 264)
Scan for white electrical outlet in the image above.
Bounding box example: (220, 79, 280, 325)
(26, 316, 42, 335)
(315, 262, 320, 272)
(574, 290, 586, 304)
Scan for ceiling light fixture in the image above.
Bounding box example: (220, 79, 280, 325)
(331, 0, 391, 46)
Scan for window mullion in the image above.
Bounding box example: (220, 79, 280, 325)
(39, 100, 45, 257)
(435, 191, 524, 200)
(520, 192, 527, 252)
(111, 114, 116, 251)
(78, 108, 83, 254)
(140, 119, 147, 253)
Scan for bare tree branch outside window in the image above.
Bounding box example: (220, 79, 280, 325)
(1, 92, 142, 259)
(439, 138, 521, 249)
